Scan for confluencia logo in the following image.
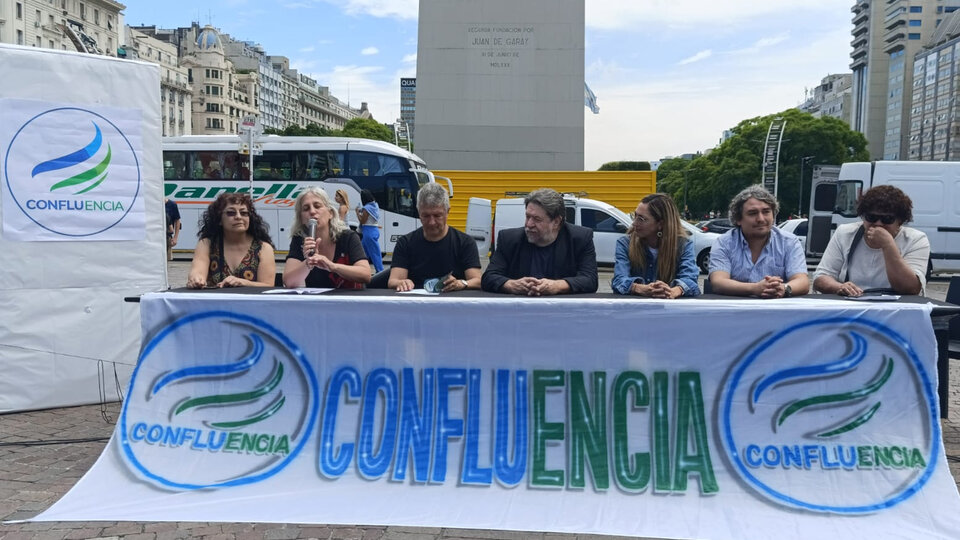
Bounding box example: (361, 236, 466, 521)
(3, 107, 140, 236)
(720, 317, 939, 514)
(120, 311, 320, 490)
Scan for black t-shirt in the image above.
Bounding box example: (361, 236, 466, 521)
(286, 230, 368, 288)
(528, 243, 556, 279)
(391, 227, 481, 288)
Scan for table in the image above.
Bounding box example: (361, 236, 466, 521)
(80, 289, 960, 539)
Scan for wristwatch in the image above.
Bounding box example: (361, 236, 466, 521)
(460, 279, 469, 289)
(784, 284, 793, 298)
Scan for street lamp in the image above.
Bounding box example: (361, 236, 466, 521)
(799, 156, 814, 217)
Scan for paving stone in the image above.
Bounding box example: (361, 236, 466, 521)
(296, 525, 333, 539)
(62, 527, 106, 539)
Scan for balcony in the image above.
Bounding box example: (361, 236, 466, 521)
(884, 17, 905, 32)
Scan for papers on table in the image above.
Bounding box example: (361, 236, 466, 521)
(843, 294, 901, 301)
(262, 288, 333, 295)
(398, 289, 440, 295)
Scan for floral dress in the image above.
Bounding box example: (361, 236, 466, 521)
(207, 237, 262, 287)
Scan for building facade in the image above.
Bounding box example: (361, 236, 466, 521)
(179, 25, 258, 135)
(798, 73, 853, 125)
(907, 11, 960, 160)
(124, 26, 192, 136)
(399, 77, 416, 146)
(0, 0, 123, 55)
(851, 0, 960, 160)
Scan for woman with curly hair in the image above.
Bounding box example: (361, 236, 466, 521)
(813, 185, 930, 296)
(186, 192, 276, 288)
(283, 187, 371, 289)
(611, 193, 700, 298)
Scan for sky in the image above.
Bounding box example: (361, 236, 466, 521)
(120, 0, 853, 170)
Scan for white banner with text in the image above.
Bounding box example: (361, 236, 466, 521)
(33, 293, 960, 539)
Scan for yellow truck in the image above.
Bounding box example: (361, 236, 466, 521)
(433, 170, 657, 231)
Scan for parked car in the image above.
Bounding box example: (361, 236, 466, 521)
(680, 221, 721, 274)
(778, 218, 807, 249)
(696, 218, 734, 234)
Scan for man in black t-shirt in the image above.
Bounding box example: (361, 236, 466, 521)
(388, 183, 481, 292)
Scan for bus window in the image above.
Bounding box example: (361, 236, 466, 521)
(349, 152, 405, 177)
(164, 152, 188, 180)
(253, 152, 293, 180)
(222, 151, 244, 180)
(195, 152, 224, 179)
(300, 151, 346, 179)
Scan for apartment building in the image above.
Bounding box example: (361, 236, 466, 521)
(0, 0, 123, 55)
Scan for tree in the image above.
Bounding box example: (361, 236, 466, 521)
(657, 109, 869, 219)
(264, 123, 335, 137)
(341, 118, 394, 143)
(598, 161, 651, 171)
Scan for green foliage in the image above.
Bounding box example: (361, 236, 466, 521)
(658, 109, 869, 219)
(341, 118, 395, 142)
(598, 161, 651, 171)
(264, 123, 335, 137)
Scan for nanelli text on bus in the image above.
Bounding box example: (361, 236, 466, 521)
(162, 136, 451, 257)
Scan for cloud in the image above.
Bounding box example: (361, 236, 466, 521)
(678, 50, 712, 66)
(361, 46, 380, 55)
(324, 0, 418, 20)
(727, 34, 789, 56)
(402, 53, 416, 64)
(299, 46, 316, 53)
(586, 0, 843, 30)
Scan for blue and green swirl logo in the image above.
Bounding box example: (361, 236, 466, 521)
(120, 311, 319, 490)
(32, 122, 112, 195)
(720, 317, 939, 514)
(3, 106, 140, 236)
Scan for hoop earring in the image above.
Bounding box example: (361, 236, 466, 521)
(657, 230, 662, 238)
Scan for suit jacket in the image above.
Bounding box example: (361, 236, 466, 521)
(481, 222, 598, 293)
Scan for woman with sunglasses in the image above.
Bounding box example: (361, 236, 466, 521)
(612, 193, 700, 298)
(187, 192, 276, 288)
(813, 185, 930, 296)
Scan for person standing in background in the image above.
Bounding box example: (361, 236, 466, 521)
(165, 197, 180, 261)
(357, 189, 384, 272)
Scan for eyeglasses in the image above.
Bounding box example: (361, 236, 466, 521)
(862, 213, 896, 225)
(225, 210, 250, 218)
(630, 212, 649, 224)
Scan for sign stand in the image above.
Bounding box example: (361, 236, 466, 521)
(238, 115, 263, 193)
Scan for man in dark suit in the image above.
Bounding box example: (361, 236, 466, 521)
(482, 188, 598, 295)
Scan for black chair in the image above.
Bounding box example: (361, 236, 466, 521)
(946, 276, 960, 358)
(274, 272, 284, 287)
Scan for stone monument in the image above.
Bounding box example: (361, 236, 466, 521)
(416, 0, 585, 170)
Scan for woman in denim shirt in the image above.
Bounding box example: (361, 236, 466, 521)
(612, 193, 700, 298)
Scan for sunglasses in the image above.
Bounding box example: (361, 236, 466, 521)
(862, 213, 896, 225)
(225, 210, 250, 218)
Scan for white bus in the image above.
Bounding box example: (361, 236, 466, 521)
(163, 136, 449, 257)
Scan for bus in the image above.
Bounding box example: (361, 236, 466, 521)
(162, 135, 450, 257)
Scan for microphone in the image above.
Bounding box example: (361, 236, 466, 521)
(306, 218, 317, 257)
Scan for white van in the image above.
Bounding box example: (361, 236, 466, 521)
(467, 195, 719, 273)
(807, 161, 960, 274)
